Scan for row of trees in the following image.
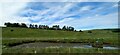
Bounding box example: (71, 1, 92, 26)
(4, 22, 27, 28)
(4, 22, 75, 31)
(29, 24, 74, 31)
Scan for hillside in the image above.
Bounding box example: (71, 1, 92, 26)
(2, 27, 119, 46)
(2, 27, 118, 38)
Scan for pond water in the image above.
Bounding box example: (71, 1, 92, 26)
(73, 45, 119, 50)
(103, 46, 119, 49)
(11, 42, 119, 50)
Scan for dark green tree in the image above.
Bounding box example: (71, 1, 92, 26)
(52, 25, 60, 30)
(35, 25, 38, 28)
(79, 30, 83, 32)
(20, 23, 27, 28)
(29, 24, 32, 28)
(68, 26, 74, 31)
(62, 26, 67, 30)
(4, 22, 11, 27)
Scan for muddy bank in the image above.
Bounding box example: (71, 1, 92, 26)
(3, 39, 114, 47)
(8, 42, 118, 50)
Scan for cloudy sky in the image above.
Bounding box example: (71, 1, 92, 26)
(0, 0, 119, 30)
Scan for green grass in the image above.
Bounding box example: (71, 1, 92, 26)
(2, 27, 119, 53)
(2, 27, 119, 46)
(2, 47, 119, 53)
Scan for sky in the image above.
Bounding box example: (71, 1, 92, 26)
(0, 0, 119, 30)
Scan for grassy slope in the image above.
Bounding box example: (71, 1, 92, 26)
(2, 27, 118, 39)
(2, 27, 119, 45)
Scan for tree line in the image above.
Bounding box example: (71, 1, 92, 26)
(4, 22, 27, 28)
(4, 22, 75, 31)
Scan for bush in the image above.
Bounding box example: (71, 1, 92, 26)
(10, 29, 14, 32)
(79, 30, 83, 32)
(88, 31, 92, 33)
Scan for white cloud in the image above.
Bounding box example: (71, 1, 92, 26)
(51, 12, 118, 30)
(80, 6, 92, 11)
(113, 3, 118, 7)
(0, 2, 29, 26)
(0, 16, 30, 26)
(50, 18, 74, 27)
(25, 3, 76, 23)
(48, 3, 75, 19)
(1, 3, 27, 16)
(0, 0, 31, 2)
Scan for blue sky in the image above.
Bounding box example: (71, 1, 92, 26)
(0, 2, 118, 30)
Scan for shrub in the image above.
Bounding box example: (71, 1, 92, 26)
(88, 31, 92, 33)
(79, 30, 83, 32)
(10, 29, 14, 32)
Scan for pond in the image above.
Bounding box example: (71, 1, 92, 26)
(11, 42, 119, 50)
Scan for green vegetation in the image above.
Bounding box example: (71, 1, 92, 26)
(2, 27, 119, 53)
(2, 47, 119, 53)
(2, 27, 119, 45)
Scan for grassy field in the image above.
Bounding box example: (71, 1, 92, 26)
(2, 27, 119, 45)
(2, 27, 119, 54)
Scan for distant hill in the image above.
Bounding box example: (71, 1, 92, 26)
(87, 28, 120, 33)
(2, 27, 119, 38)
